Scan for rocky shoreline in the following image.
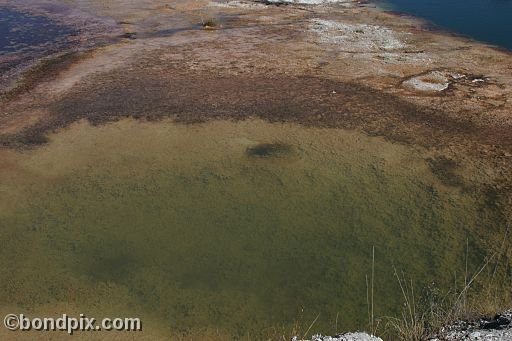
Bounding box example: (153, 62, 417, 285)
(294, 309, 512, 340)
(295, 332, 383, 341)
(430, 309, 512, 341)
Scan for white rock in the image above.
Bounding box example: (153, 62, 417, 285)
(309, 19, 406, 52)
(296, 332, 383, 341)
(208, 1, 268, 8)
(469, 331, 481, 338)
(402, 71, 450, 93)
(266, 0, 354, 5)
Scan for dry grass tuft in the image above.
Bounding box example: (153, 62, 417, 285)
(201, 18, 218, 30)
(386, 229, 512, 340)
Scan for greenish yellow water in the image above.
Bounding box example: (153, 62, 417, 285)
(0, 119, 504, 338)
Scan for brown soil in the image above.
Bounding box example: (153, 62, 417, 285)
(0, 51, 91, 103)
(1, 69, 509, 152)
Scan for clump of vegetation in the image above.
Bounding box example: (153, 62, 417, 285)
(201, 17, 218, 30)
(385, 235, 512, 340)
(268, 237, 511, 341)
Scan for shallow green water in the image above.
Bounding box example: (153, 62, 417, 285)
(0, 119, 504, 338)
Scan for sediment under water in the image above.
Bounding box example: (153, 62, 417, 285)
(0, 119, 505, 338)
(0, 7, 77, 55)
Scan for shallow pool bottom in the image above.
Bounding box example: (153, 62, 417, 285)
(0, 119, 504, 338)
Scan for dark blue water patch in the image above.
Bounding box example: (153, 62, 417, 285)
(0, 7, 78, 55)
(377, 0, 512, 50)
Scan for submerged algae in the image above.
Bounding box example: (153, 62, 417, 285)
(0, 119, 506, 338)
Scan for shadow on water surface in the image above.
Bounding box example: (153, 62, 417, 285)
(246, 143, 294, 158)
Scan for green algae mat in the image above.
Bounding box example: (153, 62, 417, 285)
(0, 119, 506, 338)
